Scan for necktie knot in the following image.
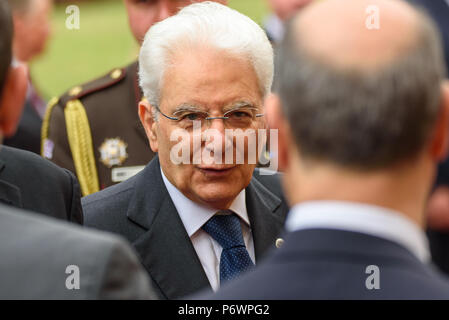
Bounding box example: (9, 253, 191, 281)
(202, 212, 245, 250)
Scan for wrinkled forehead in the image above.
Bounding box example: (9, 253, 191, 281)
(159, 46, 263, 112)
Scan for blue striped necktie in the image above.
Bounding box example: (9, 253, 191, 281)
(202, 211, 254, 284)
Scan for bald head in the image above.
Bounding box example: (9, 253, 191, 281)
(275, 0, 446, 170)
(294, 0, 421, 71)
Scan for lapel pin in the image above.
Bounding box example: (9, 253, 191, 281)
(275, 238, 284, 248)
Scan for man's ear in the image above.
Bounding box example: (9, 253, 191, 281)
(0, 64, 28, 138)
(430, 81, 449, 162)
(138, 99, 159, 152)
(265, 93, 291, 172)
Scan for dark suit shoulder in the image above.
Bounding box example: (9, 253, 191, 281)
(202, 229, 449, 299)
(83, 171, 137, 206)
(82, 172, 141, 235)
(1, 145, 68, 174)
(0, 204, 153, 299)
(0, 146, 82, 223)
(0, 145, 79, 191)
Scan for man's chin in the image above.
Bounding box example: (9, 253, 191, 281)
(192, 184, 242, 209)
(196, 194, 238, 210)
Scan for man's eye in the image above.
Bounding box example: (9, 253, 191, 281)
(229, 111, 252, 119)
(181, 113, 202, 121)
(131, 0, 157, 6)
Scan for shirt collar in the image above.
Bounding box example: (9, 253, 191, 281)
(160, 167, 249, 237)
(286, 200, 430, 263)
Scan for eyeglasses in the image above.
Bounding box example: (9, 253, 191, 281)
(155, 103, 264, 129)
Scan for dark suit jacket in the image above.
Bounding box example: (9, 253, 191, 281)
(0, 145, 83, 224)
(200, 228, 449, 299)
(0, 203, 155, 299)
(83, 156, 289, 299)
(3, 99, 42, 155)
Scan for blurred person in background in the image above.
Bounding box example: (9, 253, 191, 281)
(4, 0, 52, 154)
(264, 0, 313, 44)
(42, 0, 225, 196)
(0, 0, 82, 224)
(0, 0, 83, 224)
(0, 0, 155, 299)
(407, 0, 449, 275)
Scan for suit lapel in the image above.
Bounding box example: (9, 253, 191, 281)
(245, 176, 286, 262)
(126, 157, 286, 297)
(0, 157, 22, 208)
(127, 157, 211, 299)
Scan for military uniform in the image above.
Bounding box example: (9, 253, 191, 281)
(41, 61, 156, 196)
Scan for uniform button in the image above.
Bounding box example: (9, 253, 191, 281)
(69, 86, 82, 96)
(275, 238, 284, 248)
(110, 69, 122, 79)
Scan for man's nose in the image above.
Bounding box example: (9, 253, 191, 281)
(207, 118, 228, 150)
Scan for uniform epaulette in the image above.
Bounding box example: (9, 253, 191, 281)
(59, 67, 127, 108)
(43, 67, 127, 196)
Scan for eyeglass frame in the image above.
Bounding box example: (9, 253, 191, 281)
(153, 102, 264, 125)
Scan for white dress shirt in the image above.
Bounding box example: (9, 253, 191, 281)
(285, 201, 430, 263)
(161, 169, 255, 292)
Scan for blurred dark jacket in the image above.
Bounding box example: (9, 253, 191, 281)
(198, 229, 449, 299)
(3, 99, 42, 154)
(0, 145, 83, 224)
(0, 203, 155, 299)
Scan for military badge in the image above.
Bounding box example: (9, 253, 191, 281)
(99, 138, 128, 168)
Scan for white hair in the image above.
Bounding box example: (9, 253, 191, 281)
(138, 1, 274, 108)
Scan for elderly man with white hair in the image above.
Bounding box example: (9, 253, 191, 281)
(83, 2, 289, 300)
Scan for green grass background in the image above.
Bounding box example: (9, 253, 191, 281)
(30, 0, 270, 100)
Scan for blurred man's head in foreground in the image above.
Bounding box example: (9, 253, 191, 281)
(268, 0, 449, 224)
(0, 1, 28, 139)
(124, 0, 227, 44)
(7, 0, 52, 62)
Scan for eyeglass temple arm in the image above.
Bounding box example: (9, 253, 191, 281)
(155, 106, 180, 121)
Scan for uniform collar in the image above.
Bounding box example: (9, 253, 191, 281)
(160, 167, 249, 237)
